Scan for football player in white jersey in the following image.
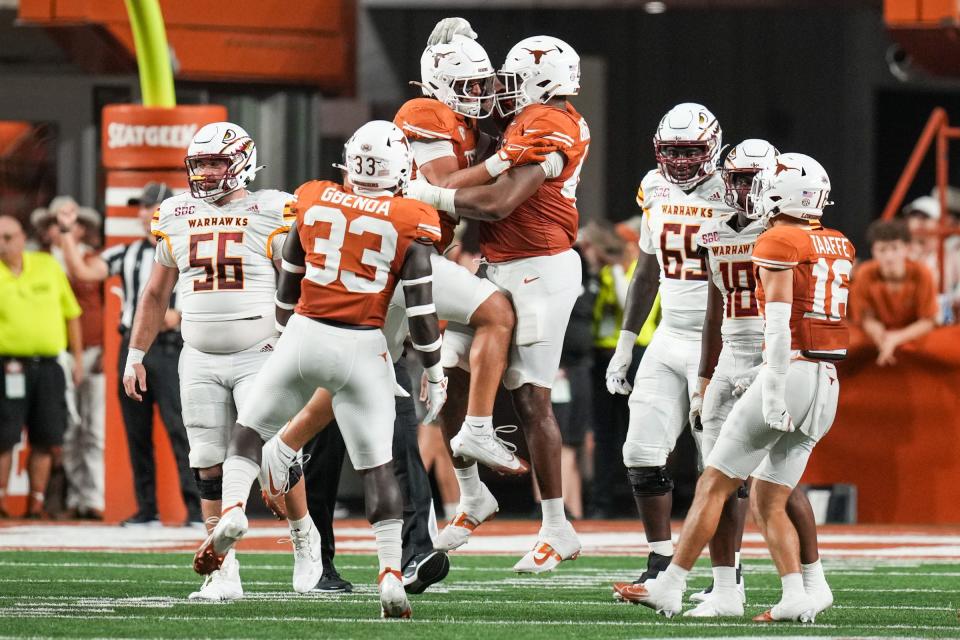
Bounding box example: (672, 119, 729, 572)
(685, 140, 832, 617)
(122, 122, 323, 600)
(606, 103, 734, 593)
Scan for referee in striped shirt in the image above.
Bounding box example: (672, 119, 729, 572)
(60, 183, 201, 527)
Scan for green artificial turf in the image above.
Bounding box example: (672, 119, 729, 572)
(0, 551, 957, 638)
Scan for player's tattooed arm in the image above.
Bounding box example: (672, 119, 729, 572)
(698, 259, 724, 380)
(275, 223, 306, 331)
(620, 251, 660, 334)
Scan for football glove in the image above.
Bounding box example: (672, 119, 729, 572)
(422, 375, 448, 424)
(485, 132, 558, 177)
(732, 365, 761, 397)
(427, 17, 477, 46)
(762, 393, 795, 433)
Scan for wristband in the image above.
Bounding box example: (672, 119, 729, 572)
(616, 329, 639, 353)
(484, 154, 511, 178)
(434, 186, 457, 214)
(124, 348, 145, 376)
(425, 363, 445, 383)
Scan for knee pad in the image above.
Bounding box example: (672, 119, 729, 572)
(627, 466, 674, 498)
(736, 482, 750, 500)
(622, 441, 669, 468)
(288, 462, 303, 489)
(193, 469, 223, 501)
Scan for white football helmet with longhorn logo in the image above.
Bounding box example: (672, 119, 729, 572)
(496, 35, 580, 118)
(343, 121, 412, 195)
(748, 152, 833, 225)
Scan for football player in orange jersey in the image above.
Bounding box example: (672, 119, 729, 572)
(193, 121, 446, 619)
(617, 153, 853, 622)
(408, 34, 590, 572)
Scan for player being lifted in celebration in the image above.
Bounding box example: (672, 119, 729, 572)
(408, 33, 590, 572)
(122, 122, 323, 601)
(194, 121, 446, 619)
(623, 153, 852, 622)
(606, 104, 734, 590)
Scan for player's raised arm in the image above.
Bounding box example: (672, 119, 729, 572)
(275, 222, 306, 332)
(408, 163, 547, 222)
(399, 239, 446, 423)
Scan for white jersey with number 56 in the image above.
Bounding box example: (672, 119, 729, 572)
(151, 189, 293, 326)
(637, 170, 734, 335)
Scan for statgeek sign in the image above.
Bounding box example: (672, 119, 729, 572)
(101, 104, 228, 169)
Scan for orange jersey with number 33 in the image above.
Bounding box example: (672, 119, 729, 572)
(479, 102, 590, 262)
(288, 180, 442, 328)
(753, 223, 856, 355)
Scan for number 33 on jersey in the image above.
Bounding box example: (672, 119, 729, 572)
(288, 180, 442, 327)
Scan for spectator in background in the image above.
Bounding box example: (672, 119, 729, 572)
(902, 196, 960, 314)
(850, 219, 938, 366)
(58, 183, 201, 527)
(36, 198, 107, 520)
(0, 214, 83, 518)
(587, 221, 659, 518)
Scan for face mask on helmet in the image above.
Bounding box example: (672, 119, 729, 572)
(655, 142, 715, 187)
(723, 169, 760, 211)
(419, 36, 496, 119)
(184, 122, 259, 203)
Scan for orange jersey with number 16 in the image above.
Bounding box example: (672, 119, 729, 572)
(753, 223, 856, 356)
(288, 180, 442, 328)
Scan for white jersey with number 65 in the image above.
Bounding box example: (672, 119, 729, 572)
(151, 189, 293, 336)
(637, 170, 735, 335)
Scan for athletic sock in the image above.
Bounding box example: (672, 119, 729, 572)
(781, 572, 806, 599)
(372, 519, 403, 572)
(650, 539, 674, 557)
(713, 565, 737, 591)
(465, 415, 493, 433)
(801, 559, 828, 590)
(734, 551, 742, 569)
(658, 563, 689, 591)
(288, 514, 313, 532)
(221, 455, 260, 510)
(541, 497, 566, 528)
(455, 464, 482, 501)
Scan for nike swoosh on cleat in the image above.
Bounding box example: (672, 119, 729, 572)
(532, 543, 560, 566)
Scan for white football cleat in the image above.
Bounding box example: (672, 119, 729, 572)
(290, 522, 324, 594)
(753, 592, 816, 623)
(513, 521, 581, 574)
(450, 424, 530, 476)
(611, 576, 682, 618)
(260, 434, 300, 497)
(188, 550, 243, 601)
(194, 504, 248, 575)
(683, 589, 743, 617)
(378, 568, 412, 619)
(807, 584, 834, 615)
(434, 483, 498, 551)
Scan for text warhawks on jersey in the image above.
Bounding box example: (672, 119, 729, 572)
(637, 170, 735, 334)
(753, 223, 855, 357)
(288, 180, 442, 328)
(698, 216, 766, 342)
(479, 102, 590, 262)
(152, 189, 294, 323)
